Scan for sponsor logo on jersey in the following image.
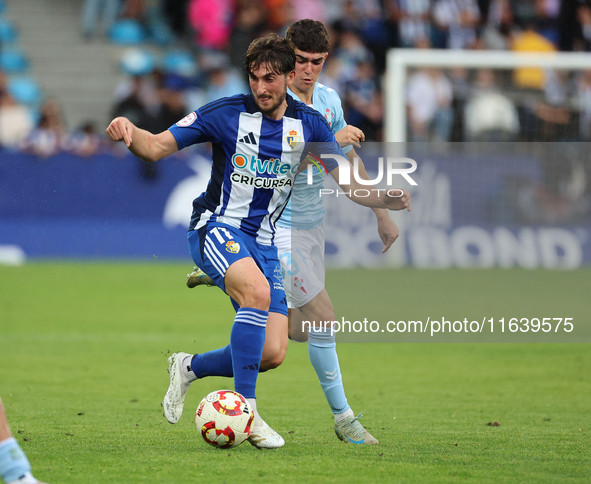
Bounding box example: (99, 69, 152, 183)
(231, 153, 300, 176)
(230, 172, 293, 189)
(287, 129, 300, 149)
(176, 112, 197, 127)
(225, 241, 240, 253)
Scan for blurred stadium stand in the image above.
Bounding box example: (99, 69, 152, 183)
(2, 0, 132, 130)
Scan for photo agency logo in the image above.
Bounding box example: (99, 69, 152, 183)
(304, 153, 418, 197)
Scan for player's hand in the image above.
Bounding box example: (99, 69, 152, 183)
(106, 117, 134, 147)
(376, 215, 400, 253)
(384, 188, 412, 212)
(335, 125, 365, 149)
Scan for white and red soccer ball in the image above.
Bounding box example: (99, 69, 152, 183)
(195, 390, 254, 449)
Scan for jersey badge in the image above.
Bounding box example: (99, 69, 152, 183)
(287, 129, 300, 149)
(324, 108, 334, 127)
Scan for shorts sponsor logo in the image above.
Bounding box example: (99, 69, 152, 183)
(176, 112, 197, 127)
(225, 241, 240, 253)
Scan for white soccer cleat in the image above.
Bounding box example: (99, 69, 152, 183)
(334, 413, 379, 445)
(162, 352, 193, 424)
(247, 418, 285, 449)
(7, 473, 48, 484)
(186, 267, 215, 288)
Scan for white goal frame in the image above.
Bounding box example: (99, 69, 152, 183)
(385, 48, 591, 143)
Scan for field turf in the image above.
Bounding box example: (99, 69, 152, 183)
(0, 263, 589, 483)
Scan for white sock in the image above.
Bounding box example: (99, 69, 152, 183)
(179, 354, 197, 383)
(246, 398, 263, 428)
(334, 408, 354, 424)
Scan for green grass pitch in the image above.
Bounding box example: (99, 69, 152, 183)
(0, 263, 589, 483)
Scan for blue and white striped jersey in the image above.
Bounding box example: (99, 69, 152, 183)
(168, 93, 342, 246)
(276, 82, 352, 230)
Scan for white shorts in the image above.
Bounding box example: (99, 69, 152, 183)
(275, 225, 325, 309)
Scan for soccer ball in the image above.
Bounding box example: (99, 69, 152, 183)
(195, 390, 254, 449)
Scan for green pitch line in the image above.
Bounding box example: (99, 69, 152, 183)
(0, 263, 589, 483)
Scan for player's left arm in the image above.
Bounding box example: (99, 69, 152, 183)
(347, 148, 401, 252)
(328, 162, 412, 212)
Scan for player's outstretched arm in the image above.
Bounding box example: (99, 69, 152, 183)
(328, 161, 412, 212)
(346, 148, 400, 252)
(106, 116, 179, 162)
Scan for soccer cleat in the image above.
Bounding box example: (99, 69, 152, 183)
(334, 413, 379, 445)
(162, 352, 193, 424)
(7, 474, 47, 484)
(247, 419, 285, 449)
(186, 266, 215, 288)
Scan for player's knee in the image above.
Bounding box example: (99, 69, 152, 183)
(244, 284, 271, 311)
(260, 344, 287, 371)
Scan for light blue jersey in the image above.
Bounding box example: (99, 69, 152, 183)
(276, 82, 352, 230)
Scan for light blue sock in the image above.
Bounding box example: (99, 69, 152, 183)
(0, 437, 31, 483)
(308, 326, 350, 414)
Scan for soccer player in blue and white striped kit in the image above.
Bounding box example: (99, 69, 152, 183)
(188, 20, 412, 445)
(107, 34, 409, 449)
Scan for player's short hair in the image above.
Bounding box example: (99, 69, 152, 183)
(286, 19, 330, 54)
(245, 34, 296, 76)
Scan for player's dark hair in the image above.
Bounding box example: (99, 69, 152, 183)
(245, 34, 296, 76)
(286, 19, 330, 54)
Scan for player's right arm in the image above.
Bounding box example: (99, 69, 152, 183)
(106, 116, 179, 162)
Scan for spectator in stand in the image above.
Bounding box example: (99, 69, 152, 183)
(511, 19, 556, 90)
(331, 28, 374, 89)
(0, 70, 34, 150)
(264, 0, 290, 31)
(464, 68, 520, 141)
(113, 67, 165, 118)
(21, 99, 66, 158)
(344, 59, 384, 141)
(145, 76, 188, 134)
(533, 68, 572, 141)
(228, 2, 268, 70)
(535, 0, 562, 46)
(480, 0, 514, 50)
(112, 75, 151, 129)
(575, 1, 591, 50)
(63, 121, 104, 157)
(201, 53, 248, 105)
(161, 0, 190, 39)
(120, 0, 148, 22)
(290, 0, 327, 24)
(81, 0, 121, 39)
(386, 0, 432, 48)
(432, 0, 481, 49)
(406, 52, 454, 142)
(187, 0, 233, 51)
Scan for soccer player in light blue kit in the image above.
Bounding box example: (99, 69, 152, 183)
(189, 21, 411, 445)
(108, 34, 408, 449)
(0, 397, 47, 484)
(278, 19, 406, 445)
